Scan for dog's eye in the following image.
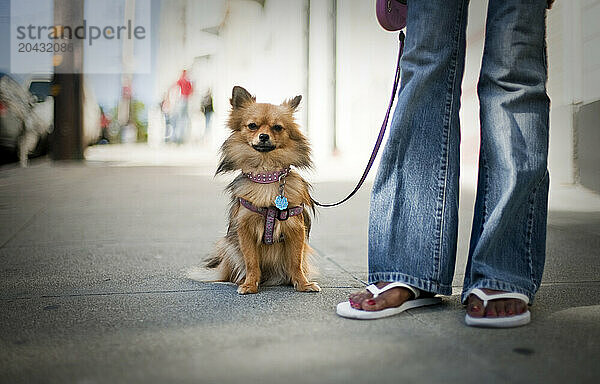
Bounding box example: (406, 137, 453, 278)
(272, 124, 283, 132)
(247, 123, 258, 130)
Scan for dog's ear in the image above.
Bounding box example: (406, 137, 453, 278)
(230, 86, 255, 109)
(283, 95, 302, 112)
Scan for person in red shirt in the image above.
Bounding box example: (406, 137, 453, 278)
(172, 70, 193, 144)
(177, 70, 193, 100)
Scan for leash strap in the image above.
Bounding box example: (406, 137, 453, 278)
(314, 31, 405, 207)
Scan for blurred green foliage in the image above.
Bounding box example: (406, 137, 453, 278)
(108, 99, 147, 143)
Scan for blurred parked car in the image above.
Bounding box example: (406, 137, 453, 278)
(0, 73, 101, 166)
(0, 73, 51, 166)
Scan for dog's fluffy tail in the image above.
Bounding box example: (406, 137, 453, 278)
(204, 254, 222, 269)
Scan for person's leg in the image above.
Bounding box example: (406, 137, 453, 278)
(463, 0, 550, 319)
(181, 99, 190, 144)
(352, 0, 469, 311)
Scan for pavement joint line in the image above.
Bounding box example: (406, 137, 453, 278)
(0, 286, 359, 301)
(0, 206, 46, 250)
(447, 280, 600, 289)
(312, 245, 368, 286)
(0, 239, 211, 250)
(1, 280, 593, 302)
(538, 280, 600, 286)
(5, 280, 596, 303)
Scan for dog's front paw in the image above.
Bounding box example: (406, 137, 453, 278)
(295, 281, 321, 292)
(237, 282, 259, 295)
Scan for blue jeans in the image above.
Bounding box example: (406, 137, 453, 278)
(368, 0, 550, 304)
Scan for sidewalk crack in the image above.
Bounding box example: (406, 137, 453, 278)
(0, 206, 45, 249)
(312, 245, 367, 286)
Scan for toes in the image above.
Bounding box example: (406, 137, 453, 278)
(361, 296, 385, 311)
(470, 289, 529, 319)
(350, 283, 413, 312)
(505, 300, 516, 316)
(516, 300, 527, 315)
(349, 290, 372, 309)
(350, 292, 368, 302)
(496, 301, 506, 317)
(360, 287, 411, 312)
(482, 299, 527, 318)
(485, 301, 498, 318)
(467, 295, 485, 318)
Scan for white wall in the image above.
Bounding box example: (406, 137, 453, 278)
(155, 0, 308, 150)
(581, 0, 600, 104)
(307, 0, 336, 163)
(332, 0, 592, 187)
(332, 1, 487, 184)
(545, 0, 600, 185)
(334, 0, 398, 168)
(546, 0, 574, 185)
(212, 0, 309, 149)
(459, 1, 487, 186)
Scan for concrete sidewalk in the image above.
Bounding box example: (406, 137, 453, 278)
(1, 162, 599, 384)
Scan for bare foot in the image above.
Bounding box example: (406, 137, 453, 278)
(348, 282, 426, 312)
(466, 288, 528, 318)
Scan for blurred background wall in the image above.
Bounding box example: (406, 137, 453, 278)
(1, 0, 599, 191)
(150, 0, 600, 190)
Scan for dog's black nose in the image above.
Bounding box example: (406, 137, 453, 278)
(259, 133, 270, 142)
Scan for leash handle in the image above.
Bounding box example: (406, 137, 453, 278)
(314, 31, 405, 208)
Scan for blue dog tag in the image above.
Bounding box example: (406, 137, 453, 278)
(274, 195, 288, 210)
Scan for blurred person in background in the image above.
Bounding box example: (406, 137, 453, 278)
(98, 107, 111, 144)
(201, 89, 213, 141)
(173, 69, 193, 144)
(161, 91, 174, 143)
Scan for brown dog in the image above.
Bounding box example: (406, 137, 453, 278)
(205, 86, 320, 294)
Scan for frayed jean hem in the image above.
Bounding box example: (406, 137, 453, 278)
(368, 272, 453, 296)
(461, 278, 536, 304)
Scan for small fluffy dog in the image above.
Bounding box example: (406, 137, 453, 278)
(205, 86, 320, 294)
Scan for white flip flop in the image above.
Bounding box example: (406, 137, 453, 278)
(336, 282, 442, 320)
(464, 288, 531, 328)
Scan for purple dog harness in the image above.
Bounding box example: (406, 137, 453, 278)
(239, 168, 304, 245)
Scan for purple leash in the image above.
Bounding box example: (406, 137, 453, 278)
(314, 31, 406, 208)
